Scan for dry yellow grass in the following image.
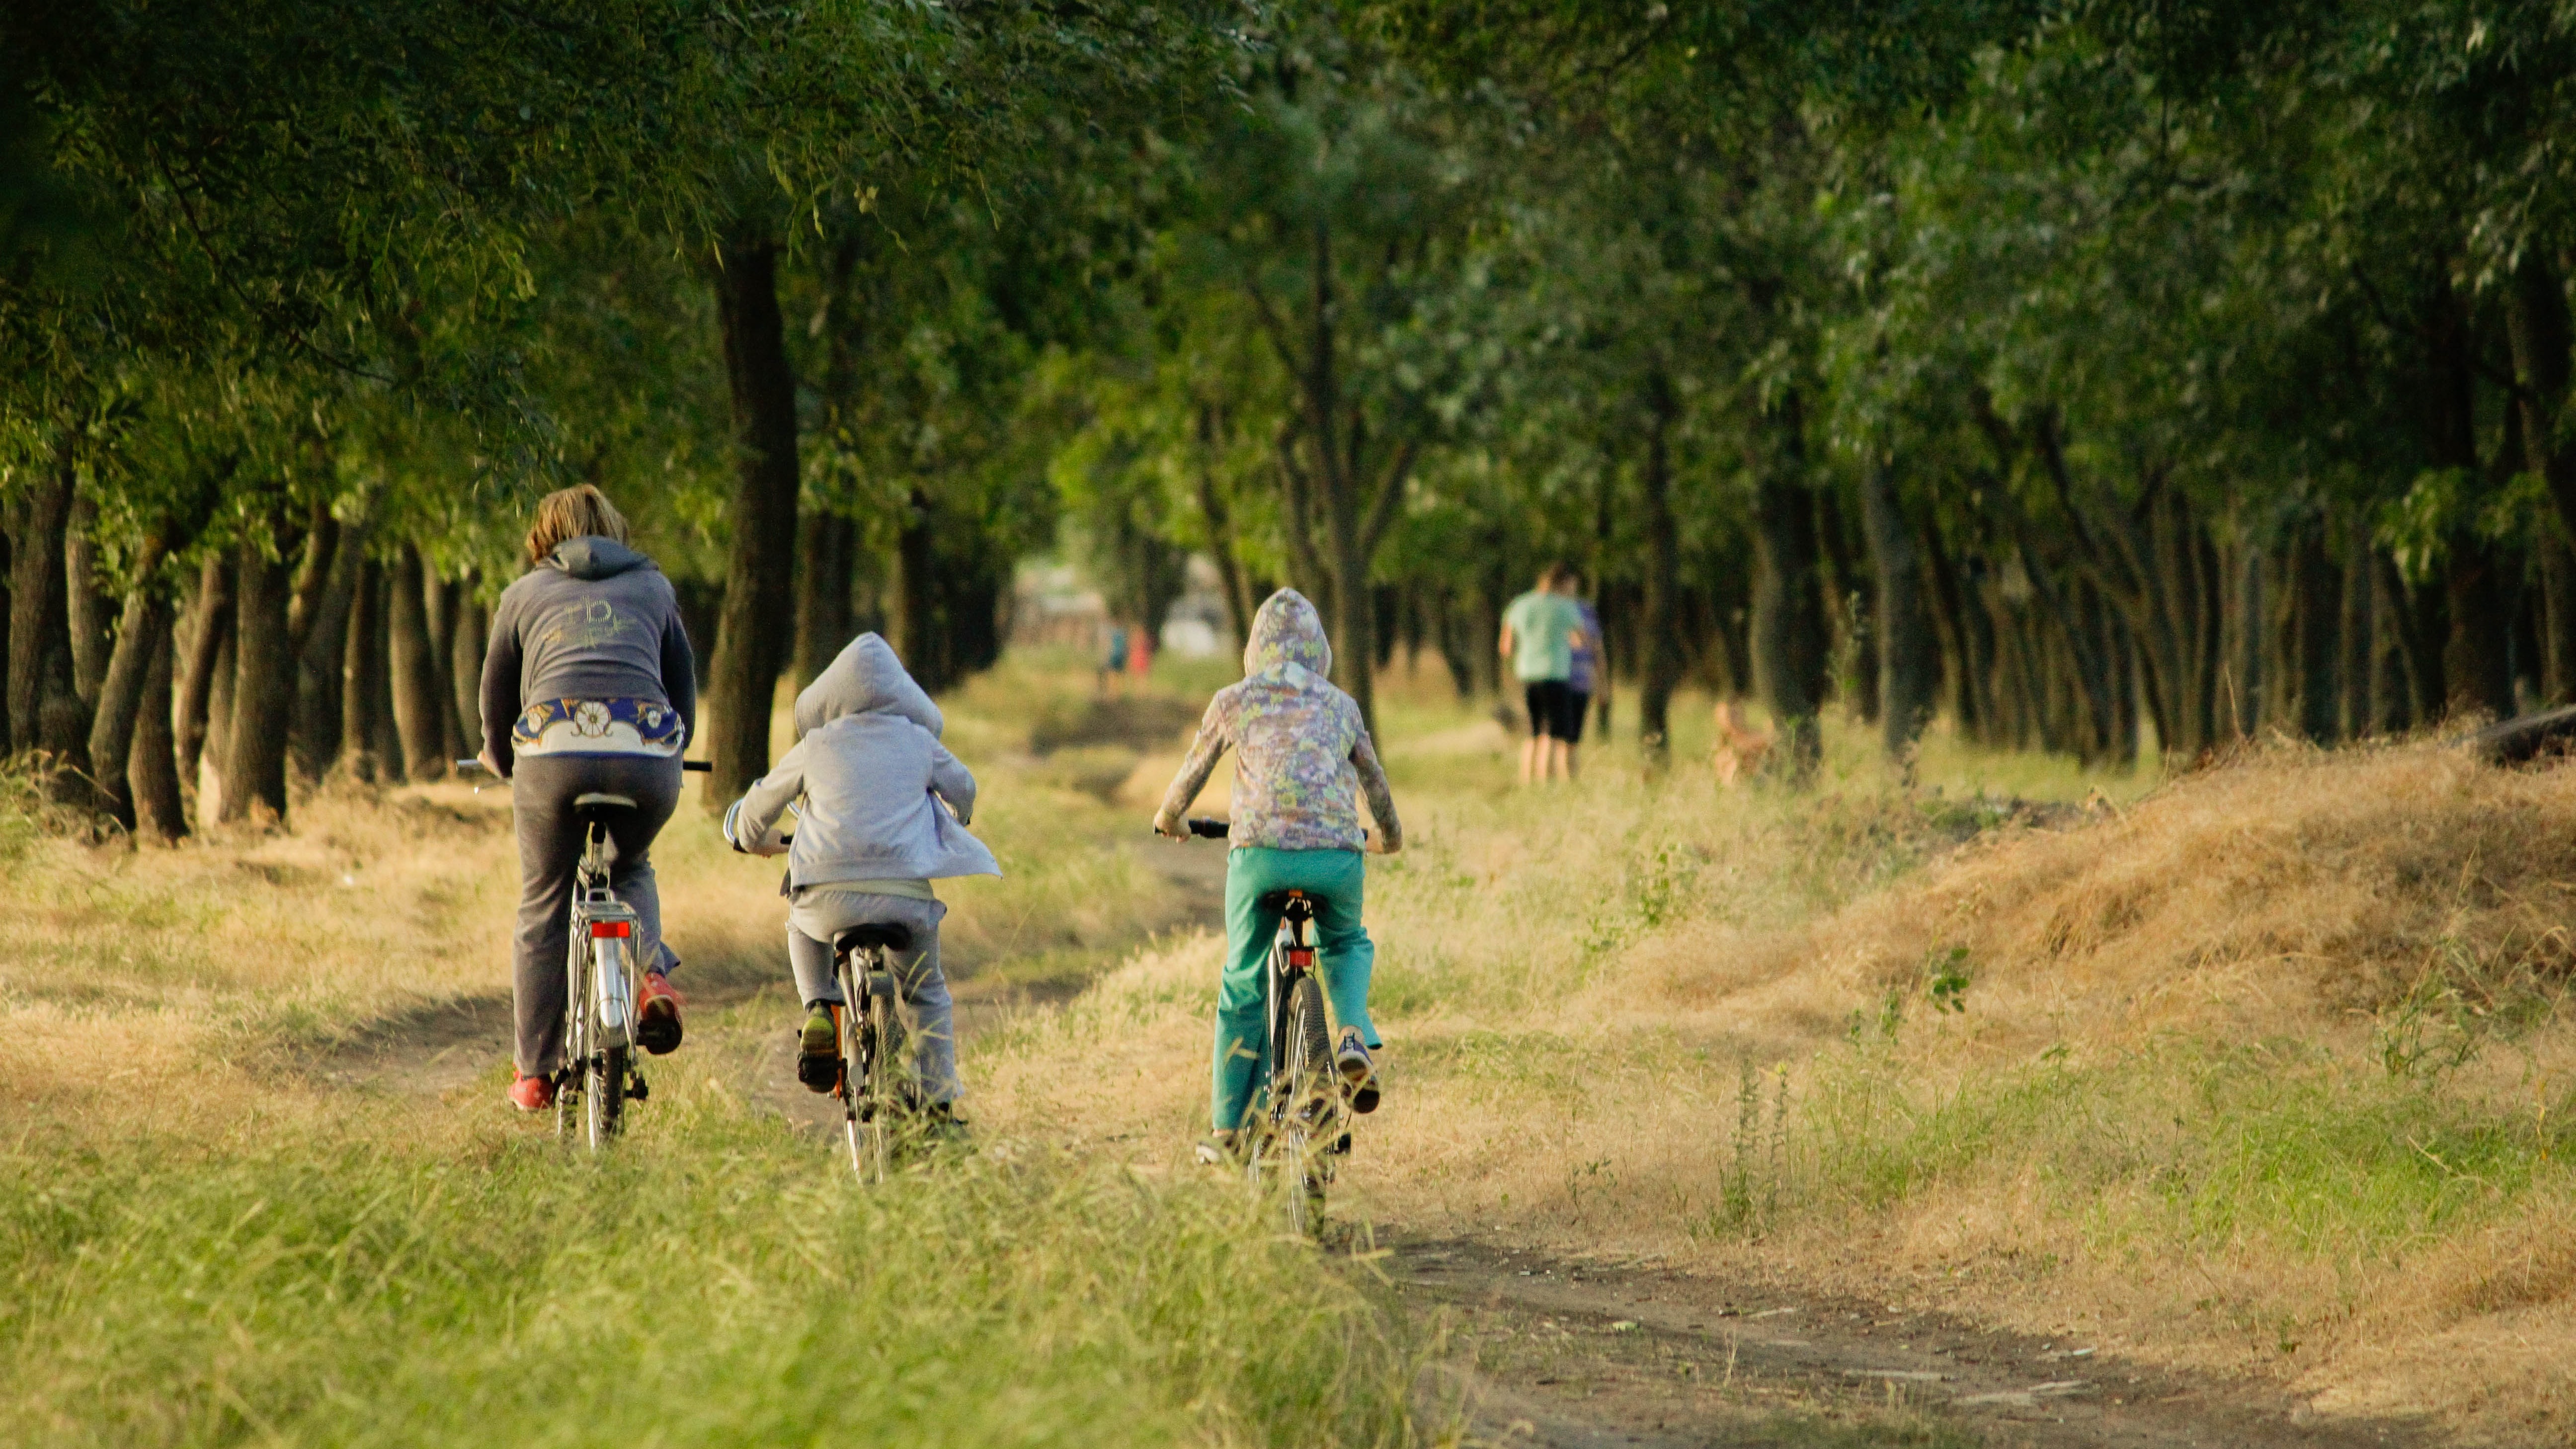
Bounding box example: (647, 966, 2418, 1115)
(973, 722, 2576, 1445)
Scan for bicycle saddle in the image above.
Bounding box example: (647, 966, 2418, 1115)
(572, 793, 638, 811)
(833, 922, 912, 955)
(1256, 888, 1324, 913)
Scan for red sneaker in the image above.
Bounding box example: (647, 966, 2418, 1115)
(636, 971, 684, 1055)
(508, 1068, 556, 1113)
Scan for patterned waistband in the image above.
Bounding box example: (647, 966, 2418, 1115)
(513, 697, 685, 757)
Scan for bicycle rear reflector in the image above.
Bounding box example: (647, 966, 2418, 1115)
(590, 920, 633, 938)
(1288, 949, 1314, 969)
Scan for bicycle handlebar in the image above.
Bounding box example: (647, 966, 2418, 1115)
(1185, 817, 1230, 839)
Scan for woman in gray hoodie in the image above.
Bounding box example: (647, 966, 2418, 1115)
(722, 633, 999, 1117)
(477, 485, 696, 1114)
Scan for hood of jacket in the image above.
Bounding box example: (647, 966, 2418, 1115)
(545, 536, 657, 581)
(1243, 588, 1332, 678)
(796, 632, 942, 738)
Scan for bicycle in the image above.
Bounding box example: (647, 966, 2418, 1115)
(1183, 817, 1351, 1234)
(461, 756, 709, 1152)
(824, 921, 916, 1182)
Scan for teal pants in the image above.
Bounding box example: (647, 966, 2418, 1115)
(1213, 846, 1377, 1133)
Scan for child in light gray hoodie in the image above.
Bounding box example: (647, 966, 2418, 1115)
(723, 633, 999, 1112)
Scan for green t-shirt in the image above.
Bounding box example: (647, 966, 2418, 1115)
(1503, 590, 1581, 682)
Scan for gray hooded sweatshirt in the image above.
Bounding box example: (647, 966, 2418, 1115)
(479, 536, 696, 778)
(723, 633, 1001, 887)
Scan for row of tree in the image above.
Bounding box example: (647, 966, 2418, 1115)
(8, 1, 2576, 845)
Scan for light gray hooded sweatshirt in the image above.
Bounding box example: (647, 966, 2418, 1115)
(722, 633, 1000, 887)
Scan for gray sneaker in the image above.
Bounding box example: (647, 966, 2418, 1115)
(1336, 1030, 1379, 1114)
(1195, 1129, 1241, 1167)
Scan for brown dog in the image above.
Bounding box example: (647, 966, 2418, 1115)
(1712, 700, 1772, 786)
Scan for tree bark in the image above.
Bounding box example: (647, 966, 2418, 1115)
(1749, 394, 1829, 778)
(66, 490, 110, 708)
(176, 555, 233, 786)
(424, 568, 468, 762)
(451, 580, 487, 760)
(1193, 407, 1256, 644)
(1861, 451, 1935, 758)
(2506, 251, 2576, 546)
(2291, 520, 2340, 741)
(338, 556, 385, 781)
(2340, 520, 2377, 733)
(293, 520, 364, 779)
(388, 542, 448, 780)
(705, 235, 802, 805)
(84, 535, 170, 828)
(793, 512, 854, 688)
(8, 443, 76, 760)
(131, 623, 185, 842)
(889, 487, 944, 693)
(220, 534, 292, 824)
(1637, 375, 1682, 761)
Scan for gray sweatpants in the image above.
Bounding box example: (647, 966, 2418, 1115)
(787, 890, 959, 1105)
(510, 753, 683, 1076)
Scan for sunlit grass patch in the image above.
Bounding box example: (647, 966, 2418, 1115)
(0, 1091, 1428, 1449)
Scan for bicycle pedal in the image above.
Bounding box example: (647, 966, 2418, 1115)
(1330, 1132, 1351, 1155)
(630, 1074, 649, 1101)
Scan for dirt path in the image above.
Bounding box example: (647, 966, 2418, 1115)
(1395, 1239, 2425, 1449)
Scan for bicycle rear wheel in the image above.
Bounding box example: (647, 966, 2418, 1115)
(586, 1045, 627, 1148)
(1275, 972, 1332, 1234)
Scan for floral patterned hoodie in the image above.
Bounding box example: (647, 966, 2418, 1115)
(1155, 589, 1402, 854)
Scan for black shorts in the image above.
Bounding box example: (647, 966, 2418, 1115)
(1524, 681, 1581, 741)
(1563, 690, 1591, 744)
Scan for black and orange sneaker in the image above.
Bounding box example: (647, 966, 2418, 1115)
(635, 971, 684, 1055)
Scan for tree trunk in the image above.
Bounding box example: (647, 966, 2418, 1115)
(2539, 523, 2576, 709)
(8, 443, 76, 759)
(705, 236, 802, 804)
(201, 621, 237, 818)
(793, 511, 854, 687)
(84, 536, 170, 828)
(65, 490, 110, 708)
(424, 568, 468, 762)
(2291, 520, 2340, 741)
(2444, 545, 2518, 721)
(451, 581, 487, 761)
(1749, 395, 1829, 778)
(1861, 452, 1934, 758)
(889, 487, 944, 693)
(389, 543, 448, 780)
(1637, 376, 1682, 760)
(131, 623, 185, 842)
(2341, 521, 2377, 733)
(339, 556, 385, 781)
(2506, 251, 2576, 546)
(176, 555, 233, 786)
(293, 521, 364, 779)
(1193, 412, 1255, 645)
(221, 534, 293, 824)
(1813, 484, 1872, 720)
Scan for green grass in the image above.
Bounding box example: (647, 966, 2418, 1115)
(0, 1094, 1426, 1449)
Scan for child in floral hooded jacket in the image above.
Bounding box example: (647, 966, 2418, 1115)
(1154, 589, 1402, 1155)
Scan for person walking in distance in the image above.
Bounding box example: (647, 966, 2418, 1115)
(478, 485, 694, 1113)
(1560, 565, 1604, 780)
(1498, 564, 1586, 785)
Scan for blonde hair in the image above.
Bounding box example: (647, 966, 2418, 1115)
(524, 484, 630, 565)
